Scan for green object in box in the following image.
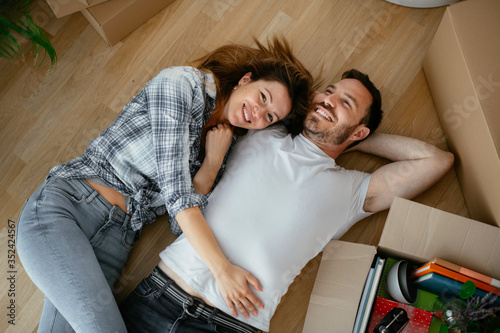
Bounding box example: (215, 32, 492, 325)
(428, 316, 445, 333)
(376, 257, 399, 299)
(414, 289, 439, 311)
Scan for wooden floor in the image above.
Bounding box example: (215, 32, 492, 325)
(0, 0, 469, 332)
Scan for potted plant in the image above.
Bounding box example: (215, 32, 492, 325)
(0, 0, 57, 71)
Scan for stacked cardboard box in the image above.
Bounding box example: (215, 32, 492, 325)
(423, 0, 500, 227)
(46, 0, 109, 18)
(81, 0, 176, 46)
(46, 0, 176, 45)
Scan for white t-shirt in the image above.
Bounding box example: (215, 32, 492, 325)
(160, 127, 372, 330)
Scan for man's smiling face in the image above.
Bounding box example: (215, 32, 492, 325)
(303, 78, 373, 146)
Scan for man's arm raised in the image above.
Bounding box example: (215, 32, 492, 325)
(355, 133, 454, 213)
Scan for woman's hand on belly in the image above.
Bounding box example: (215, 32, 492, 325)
(214, 262, 264, 319)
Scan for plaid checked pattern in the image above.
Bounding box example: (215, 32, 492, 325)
(49, 66, 234, 234)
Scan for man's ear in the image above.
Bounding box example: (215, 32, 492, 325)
(238, 72, 253, 86)
(351, 125, 370, 142)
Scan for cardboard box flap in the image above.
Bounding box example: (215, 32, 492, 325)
(46, 0, 109, 18)
(303, 240, 376, 333)
(379, 198, 500, 279)
(86, 0, 138, 23)
(448, 0, 500, 152)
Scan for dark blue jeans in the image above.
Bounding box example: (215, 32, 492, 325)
(120, 275, 259, 333)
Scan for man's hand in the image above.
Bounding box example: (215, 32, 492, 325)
(214, 263, 264, 318)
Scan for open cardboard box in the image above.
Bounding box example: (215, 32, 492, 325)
(423, 0, 500, 227)
(303, 197, 500, 332)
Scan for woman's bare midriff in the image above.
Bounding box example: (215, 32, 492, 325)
(84, 179, 214, 306)
(158, 260, 216, 307)
(84, 179, 128, 213)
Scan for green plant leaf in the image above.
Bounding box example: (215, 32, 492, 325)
(0, 0, 56, 70)
(0, 0, 33, 11)
(21, 13, 55, 67)
(0, 25, 23, 60)
(460, 280, 476, 299)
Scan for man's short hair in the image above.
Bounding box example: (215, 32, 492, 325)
(342, 69, 383, 147)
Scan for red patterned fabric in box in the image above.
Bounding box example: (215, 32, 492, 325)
(367, 297, 433, 333)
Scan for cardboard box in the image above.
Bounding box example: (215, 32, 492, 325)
(46, 0, 109, 18)
(423, 0, 500, 227)
(81, 0, 175, 46)
(303, 197, 500, 332)
(302, 241, 377, 332)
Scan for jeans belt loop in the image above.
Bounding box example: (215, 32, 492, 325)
(154, 277, 171, 299)
(85, 189, 99, 204)
(207, 307, 218, 325)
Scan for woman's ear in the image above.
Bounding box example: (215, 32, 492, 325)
(238, 72, 253, 86)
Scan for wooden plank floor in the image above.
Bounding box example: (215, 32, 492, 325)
(0, 0, 469, 332)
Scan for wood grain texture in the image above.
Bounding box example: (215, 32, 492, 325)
(0, 0, 468, 332)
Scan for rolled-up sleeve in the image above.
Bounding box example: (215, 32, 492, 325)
(146, 68, 209, 231)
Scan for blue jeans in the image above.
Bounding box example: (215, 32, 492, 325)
(119, 272, 260, 333)
(17, 177, 138, 332)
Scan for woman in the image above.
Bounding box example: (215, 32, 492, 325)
(16, 37, 312, 332)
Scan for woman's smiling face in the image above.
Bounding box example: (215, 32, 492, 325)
(223, 73, 292, 130)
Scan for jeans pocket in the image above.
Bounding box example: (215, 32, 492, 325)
(133, 278, 158, 299)
(89, 216, 133, 250)
(88, 217, 111, 247)
(44, 178, 86, 203)
(121, 227, 137, 249)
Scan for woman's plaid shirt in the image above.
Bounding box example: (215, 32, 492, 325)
(49, 66, 234, 235)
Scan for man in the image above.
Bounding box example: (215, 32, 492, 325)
(119, 70, 454, 333)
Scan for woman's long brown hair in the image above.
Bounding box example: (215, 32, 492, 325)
(192, 37, 314, 159)
(195, 37, 313, 134)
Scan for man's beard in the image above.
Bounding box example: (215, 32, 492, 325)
(303, 115, 358, 146)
